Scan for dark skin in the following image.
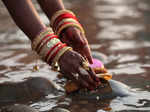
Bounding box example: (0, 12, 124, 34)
(2, 0, 100, 90)
(37, 0, 93, 64)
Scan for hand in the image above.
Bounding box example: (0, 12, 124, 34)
(58, 50, 100, 90)
(60, 27, 93, 64)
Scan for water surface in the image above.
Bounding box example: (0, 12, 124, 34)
(0, 0, 150, 112)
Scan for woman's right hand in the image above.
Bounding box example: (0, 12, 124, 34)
(58, 50, 101, 90)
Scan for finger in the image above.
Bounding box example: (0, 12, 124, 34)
(67, 72, 90, 89)
(62, 27, 93, 64)
(79, 33, 93, 63)
(73, 34, 93, 64)
(73, 30, 85, 46)
(73, 73, 95, 90)
(87, 67, 101, 86)
(78, 67, 97, 89)
(81, 44, 93, 64)
(75, 75, 90, 89)
(60, 68, 90, 88)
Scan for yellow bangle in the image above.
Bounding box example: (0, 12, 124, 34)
(31, 28, 53, 50)
(46, 39, 62, 62)
(56, 23, 85, 36)
(51, 46, 72, 71)
(55, 18, 79, 33)
(38, 38, 61, 61)
(50, 10, 76, 27)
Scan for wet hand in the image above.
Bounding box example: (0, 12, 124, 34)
(60, 27, 93, 64)
(58, 50, 100, 90)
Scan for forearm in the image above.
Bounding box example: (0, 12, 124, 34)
(2, 0, 46, 41)
(37, 0, 65, 20)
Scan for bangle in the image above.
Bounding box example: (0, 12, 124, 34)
(45, 42, 62, 62)
(31, 27, 73, 71)
(32, 28, 53, 50)
(37, 35, 58, 54)
(55, 18, 78, 33)
(50, 10, 85, 36)
(48, 43, 67, 65)
(57, 22, 85, 36)
(53, 13, 78, 30)
(36, 33, 55, 52)
(50, 10, 76, 27)
(51, 46, 72, 71)
(38, 37, 61, 60)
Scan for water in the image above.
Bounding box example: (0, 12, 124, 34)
(0, 0, 150, 112)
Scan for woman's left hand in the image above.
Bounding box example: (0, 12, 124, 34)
(60, 26, 93, 64)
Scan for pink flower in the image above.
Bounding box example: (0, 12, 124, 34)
(89, 58, 104, 69)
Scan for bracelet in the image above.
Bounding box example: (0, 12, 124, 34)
(45, 42, 62, 62)
(51, 46, 72, 71)
(37, 35, 58, 54)
(38, 37, 61, 61)
(53, 13, 77, 30)
(32, 28, 53, 50)
(50, 9, 85, 36)
(48, 43, 67, 64)
(36, 33, 55, 53)
(57, 22, 85, 36)
(50, 10, 76, 27)
(54, 18, 78, 33)
(45, 42, 62, 61)
(31, 27, 73, 71)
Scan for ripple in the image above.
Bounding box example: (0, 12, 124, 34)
(110, 91, 150, 111)
(94, 4, 141, 19)
(109, 40, 136, 50)
(118, 54, 139, 63)
(0, 53, 28, 66)
(96, 24, 144, 40)
(0, 30, 29, 44)
(109, 63, 145, 75)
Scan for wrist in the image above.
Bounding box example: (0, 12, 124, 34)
(50, 9, 85, 36)
(31, 27, 72, 71)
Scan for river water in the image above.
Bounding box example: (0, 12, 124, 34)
(0, 0, 150, 112)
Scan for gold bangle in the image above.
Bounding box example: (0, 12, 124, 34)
(46, 39, 62, 62)
(56, 23, 85, 36)
(50, 10, 76, 27)
(54, 18, 79, 33)
(51, 46, 72, 71)
(31, 28, 53, 50)
(36, 34, 55, 53)
(38, 38, 61, 61)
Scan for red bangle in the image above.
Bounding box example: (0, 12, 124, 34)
(35, 33, 54, 51)
(37, 35, 58, 54)
(48, 43, 67, 64)
(45, 42, 62, 61)
(55, 21, 82, 34)
(53, 13, 78, 29)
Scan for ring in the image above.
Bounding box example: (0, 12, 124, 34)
(82, 60, 90, 71)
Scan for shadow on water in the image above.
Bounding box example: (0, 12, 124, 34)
(0, 0, 150, 112)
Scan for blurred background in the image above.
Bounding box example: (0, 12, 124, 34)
(0, 0, 150, 112)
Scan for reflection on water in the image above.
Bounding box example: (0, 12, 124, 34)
(0, 0, 150, 111)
